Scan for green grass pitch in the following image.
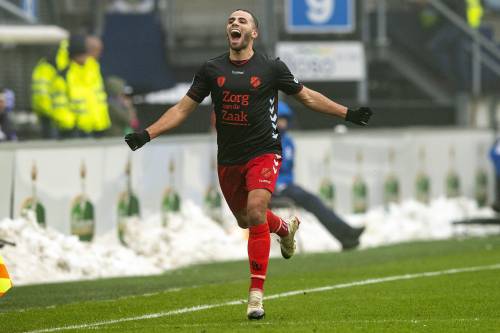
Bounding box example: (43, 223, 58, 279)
(1, 235, 500, 332)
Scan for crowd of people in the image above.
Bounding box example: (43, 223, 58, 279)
(29, 34, 139, 140)
(0, 35, 139, 142)
(0, 33, 140, 143)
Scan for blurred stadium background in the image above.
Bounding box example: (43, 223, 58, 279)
(0, 0, 500, 330)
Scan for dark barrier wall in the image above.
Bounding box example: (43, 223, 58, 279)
(101, 13, 175, 94)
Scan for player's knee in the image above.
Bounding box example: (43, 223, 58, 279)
(246, 202, 266, 226)
(236, 216, 249, 229)
(234, 211, 249, 229)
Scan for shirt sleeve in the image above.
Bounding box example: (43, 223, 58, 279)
(187, 62, 211, 103)
(274, 58, 303, 95)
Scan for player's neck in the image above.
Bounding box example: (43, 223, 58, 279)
(229, 47, 254, 62)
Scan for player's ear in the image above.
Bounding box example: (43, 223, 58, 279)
(252, 29, 258, 39)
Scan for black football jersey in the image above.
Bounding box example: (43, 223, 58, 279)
(187, 51, 303, 165)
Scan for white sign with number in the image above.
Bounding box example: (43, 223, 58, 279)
(276, 41, 365, 81)
(286, 0, 355, 33)
(306, 0, 335, 24)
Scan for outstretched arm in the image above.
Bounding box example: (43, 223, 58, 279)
(125, 95, 199, 151)
(292, 86, 372, 126)
(146, 95, 199, 139)
(293, 86, 348, 118)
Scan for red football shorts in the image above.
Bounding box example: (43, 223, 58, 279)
(217, 153, 282, 214)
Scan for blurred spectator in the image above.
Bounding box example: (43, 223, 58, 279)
(34, 34, 111, 139)
(427, 0, 483, 91)
(0, 91, 16, 142)
(68, 34, 94, 137)
(489, 138, 500, 212)
(272, 101, 365, 250)
(3, 89, 15, 113)
(106, 76, 139, 136)
(59, 34, 94, 138)
(31, 47, 75, 139)
(85, 35, 111, 138)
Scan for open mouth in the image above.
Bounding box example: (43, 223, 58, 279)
(230, 29, 242, 39)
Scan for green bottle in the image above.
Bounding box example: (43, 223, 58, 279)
(20, 163, 46, 227)
(319, 154, 335, 209)
(162, 159, 181, 226)
(204, 185, 222, 209)
(384, 149, 400, 205)
(475, 145, 488, 207)
(204, 185, 222, 221)
(475, 168, 488, 207)
(445, 147, 460, 198)
(70, 162, 95, 242)
(204, 158, 223, 223)
(415, 147, 431, 204)
(117, 158, 140, 245)
(352, 151, 368, 214)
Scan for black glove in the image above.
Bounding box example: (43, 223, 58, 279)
(125, 130, 150, 151)
(345, 107, 373, 126)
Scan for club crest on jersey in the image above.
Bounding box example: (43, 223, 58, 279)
(260, 167, 272, 179)
(250, 76, 261, 89)
(217, 76, 226, 87)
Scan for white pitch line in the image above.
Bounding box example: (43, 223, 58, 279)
(23, 263, 500, 333)
(85, 317, 489, 329)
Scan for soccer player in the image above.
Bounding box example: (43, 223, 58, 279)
(125, 9, 373, 320)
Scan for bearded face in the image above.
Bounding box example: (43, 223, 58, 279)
(226, 11, 257, 52)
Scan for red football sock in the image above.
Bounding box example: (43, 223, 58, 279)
(266, 210, 289, 237)
(248, 223, 271, 291)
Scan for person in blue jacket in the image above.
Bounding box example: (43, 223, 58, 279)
(489, 138, 500, 212)
(273, 101, 365, 250)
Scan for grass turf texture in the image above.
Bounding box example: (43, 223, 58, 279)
(1, 235, 499, 332)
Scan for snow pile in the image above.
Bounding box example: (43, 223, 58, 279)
(0, 215, 161, 286)
(347, 197, 500, 248)
(0, 198, 498, 286)
(120, 201, 247, 270)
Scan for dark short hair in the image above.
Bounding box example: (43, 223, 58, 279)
(68, 34, 87, 58)
(234, 9, 259, 29)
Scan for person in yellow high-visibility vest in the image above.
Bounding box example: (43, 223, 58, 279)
(85, 36, 111, 137)
(31, 49, 76, 139)
(64, 35, 94, 136)
(0, 254, 12, 297)
(466, 0, 483, 29)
